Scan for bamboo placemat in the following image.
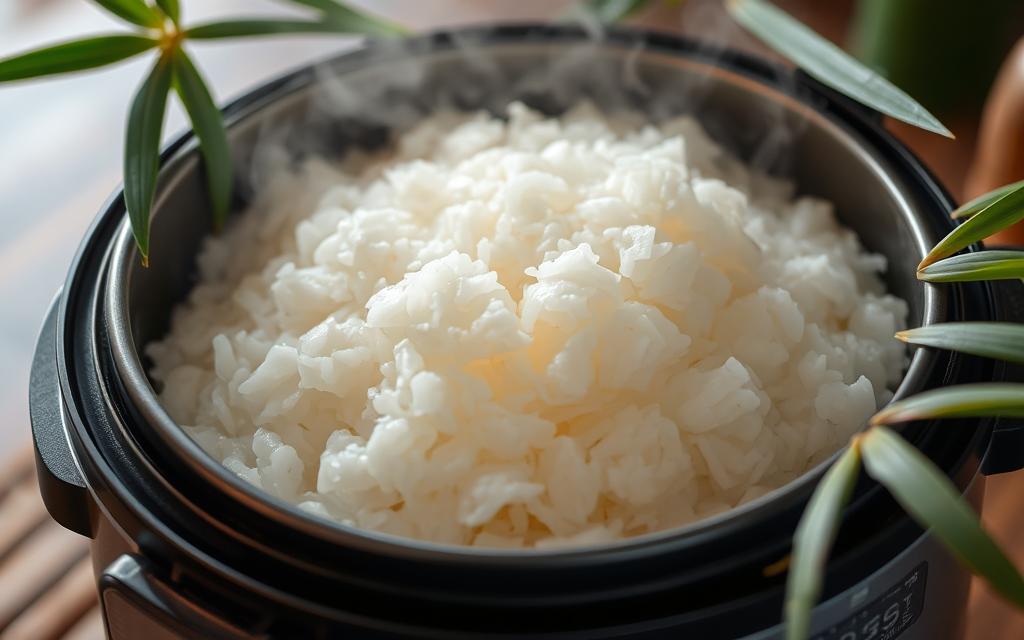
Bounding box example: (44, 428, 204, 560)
(1, 442, 1021, 639)
(0, 446, 101, 640)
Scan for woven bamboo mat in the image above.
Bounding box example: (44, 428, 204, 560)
(0, 446, 101, 640)
(1, 440, 1021, 639)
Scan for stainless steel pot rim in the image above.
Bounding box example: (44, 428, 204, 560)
(99, 24, 945, 564)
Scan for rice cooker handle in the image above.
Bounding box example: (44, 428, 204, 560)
(982, 277, 1024, 476)
(29, 293, 93, 537)
(100, 554, 259, 639)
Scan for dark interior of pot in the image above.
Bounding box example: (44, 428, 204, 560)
(124, 36, 941, 408)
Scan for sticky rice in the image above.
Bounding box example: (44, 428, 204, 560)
(148, 103, 907, 548)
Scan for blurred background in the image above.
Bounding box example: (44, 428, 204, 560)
(0, 1, 1021, 638)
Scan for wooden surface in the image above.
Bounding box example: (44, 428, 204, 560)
(0, 1, 1021, 638)
(0, 447, 101, 640)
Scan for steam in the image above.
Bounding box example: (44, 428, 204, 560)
(243, 0, 811, 202)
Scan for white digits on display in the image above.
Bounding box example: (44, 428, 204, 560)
(862, 614, 880, 639)
(882, 602, 900, 632)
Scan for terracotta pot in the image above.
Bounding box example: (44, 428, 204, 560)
(966, 37, 1024, 245)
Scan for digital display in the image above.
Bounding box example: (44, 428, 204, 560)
(811, 563, 927, 640)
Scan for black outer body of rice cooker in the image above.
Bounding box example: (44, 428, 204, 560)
(29, 24, 1024, 639)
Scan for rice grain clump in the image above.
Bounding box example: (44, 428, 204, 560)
(149, 103, 907, 548)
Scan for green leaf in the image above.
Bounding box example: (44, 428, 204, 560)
(725, 0, 952, 138)
(0, 35, 158, 83)
(784, 444, 862, 640)
(871, 384, 1024, 425)
(918, 250, 1024, 283)
(586, 0, 650, 22)
(953, 180, 1024, 220)
(861, 426, 1024, 608)
(185, 19, 352, 39)
(92, 0, 162, 28)
(155, 0, 181, 24)
(125, 54, 173, 265)
(172, 49, 232, 229)
(280, 0, 340, 10)
(279, 0, 405, 36)
(920, 182, 1024, 268)
(897, 323, 1024, 365)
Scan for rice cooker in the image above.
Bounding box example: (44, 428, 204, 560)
(29, 25, 1024, 639)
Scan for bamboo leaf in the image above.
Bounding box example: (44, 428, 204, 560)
(871, 384, 1024, 425)
(861, 426, 1024, 608)
(173, 51, 231, 227)
(0, 35, 158, 83)
(155, 0, 181, 24)
(92, 0, 162, 28)
(125, 54, 173, 265)
(920, 182, 1024, 268)
(784, 444, 862, 640)
(953, 180, 1024, 220)
(586, 0, 650, 22)
(725, 0, 952, 138)
(172, 49, 232, 230)
(278, 0, 405, 36)
(918, 251, 1024, 283)
(897, 323, 1024, 364)
(185, 19, 351, 39)
(281, 0, 345, 10)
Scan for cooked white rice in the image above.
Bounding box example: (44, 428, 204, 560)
(148, 103, 907, 548)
